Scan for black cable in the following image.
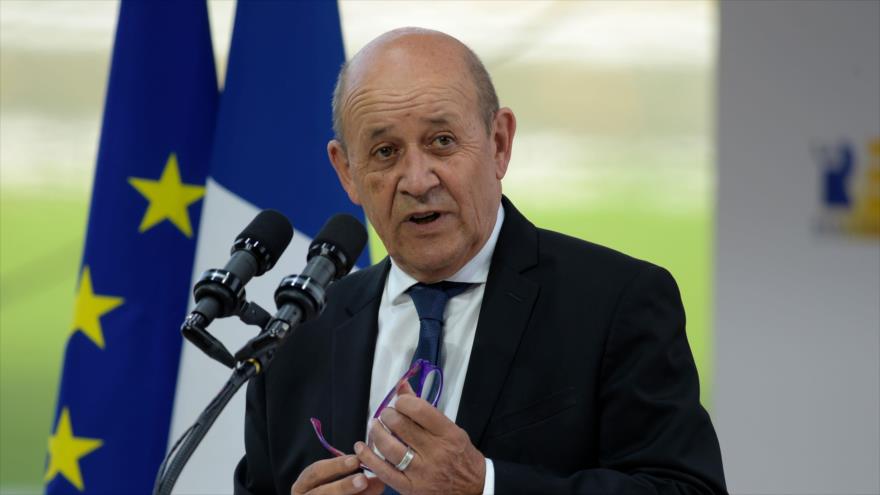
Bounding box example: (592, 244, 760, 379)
(152, 362, 258, 495)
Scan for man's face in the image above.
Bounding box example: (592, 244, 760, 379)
(328, 39, 514, 282)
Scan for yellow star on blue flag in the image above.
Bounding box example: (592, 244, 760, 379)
(128, 153, 206, 237)
(45, 407, 103, 491)
(70, 266, 124, 349)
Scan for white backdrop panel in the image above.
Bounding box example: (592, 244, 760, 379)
(715, 1, 879, 493)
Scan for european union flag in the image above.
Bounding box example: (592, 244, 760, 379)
(166, 1, 369, 492)
(45, 1, 218, 493)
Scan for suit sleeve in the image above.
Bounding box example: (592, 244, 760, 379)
(493, 264, 727, 494)
(234, 373, 278, 495)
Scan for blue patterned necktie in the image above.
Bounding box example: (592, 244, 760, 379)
(382, 281, 472, 495)
(406, 281, 472, 390)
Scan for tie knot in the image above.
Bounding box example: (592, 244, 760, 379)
(407, 281, 472, 322)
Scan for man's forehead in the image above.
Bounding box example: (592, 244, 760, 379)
(359, 112, 463, 140)
(336, 28, 485, 144)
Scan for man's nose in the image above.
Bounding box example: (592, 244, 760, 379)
(398, 148, 441, 198)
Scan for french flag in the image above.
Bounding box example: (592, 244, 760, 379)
(170, 2, 368, 493)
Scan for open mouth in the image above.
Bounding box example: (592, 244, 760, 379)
(409, 212, 441, 224)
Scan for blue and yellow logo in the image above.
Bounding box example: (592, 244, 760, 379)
(815, 137, 880, 237)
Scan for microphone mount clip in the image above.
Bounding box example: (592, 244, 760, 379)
(181, 267, 273, 369)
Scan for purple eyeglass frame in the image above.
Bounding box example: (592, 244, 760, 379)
(310, 358, 444, 460)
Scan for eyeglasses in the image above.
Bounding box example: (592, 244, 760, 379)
(310, 358, 444, 460)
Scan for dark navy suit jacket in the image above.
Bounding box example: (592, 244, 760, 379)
(234, 197, 727, 494)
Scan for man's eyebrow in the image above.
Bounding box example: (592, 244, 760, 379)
(368, 126, 391, 140)
(422, 115, 453, 125)
(367, 115, 455, 139)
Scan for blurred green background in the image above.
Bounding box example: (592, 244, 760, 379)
(0, 1, 715, 492)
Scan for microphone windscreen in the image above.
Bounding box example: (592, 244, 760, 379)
(312, 213, 368, 272)
(237, 209, 294, 268)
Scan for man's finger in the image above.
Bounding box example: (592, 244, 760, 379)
(393, 394, 453, 435)
(291, 455, 360, 495)
(300, 472, 372, 495)
(395, 379, 416, 397)
(354, 441, 408, 492)
(378, 407, 430, 453)
(367, 418, 411, 469)
(359, 477, 388, 495)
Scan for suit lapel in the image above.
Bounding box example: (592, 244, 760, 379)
(330, 259, 389, 452)
(457, 198, 540, 446)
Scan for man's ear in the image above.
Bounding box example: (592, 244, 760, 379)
(328, 139, 361, 205)
(491, 107, 516, 180)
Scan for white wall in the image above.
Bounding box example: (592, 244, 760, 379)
(715, 1, 880, 493)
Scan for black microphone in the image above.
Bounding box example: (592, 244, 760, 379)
(234, 213, 367, 365)
(183, 209, 293, 366)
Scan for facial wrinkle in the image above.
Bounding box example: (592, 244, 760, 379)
(345, 85, 474, 127)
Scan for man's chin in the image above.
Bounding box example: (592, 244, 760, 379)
(395, 250, 464, 283)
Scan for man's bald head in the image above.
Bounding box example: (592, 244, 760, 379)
(331, 28, 499, 147)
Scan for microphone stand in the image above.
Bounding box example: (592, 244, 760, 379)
(152, 299, 307, 495)
(152, 360, 258, 495)
(153, 217, 365, 495)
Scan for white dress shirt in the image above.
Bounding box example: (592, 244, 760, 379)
(366, 204, 505, 494)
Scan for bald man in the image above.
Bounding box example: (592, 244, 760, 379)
(234, 29, 726, 495)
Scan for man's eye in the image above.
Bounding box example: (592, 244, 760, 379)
(433, 135, 454, 147)
(374, 146, 394, 159)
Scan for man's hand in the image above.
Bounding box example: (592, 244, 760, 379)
(355, 383, 486, 495)
(291, 455, 385, 495)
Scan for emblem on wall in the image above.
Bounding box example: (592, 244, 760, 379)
(814, 137, 880, 237)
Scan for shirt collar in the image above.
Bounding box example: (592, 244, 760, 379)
(386, 203, 505, 305)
